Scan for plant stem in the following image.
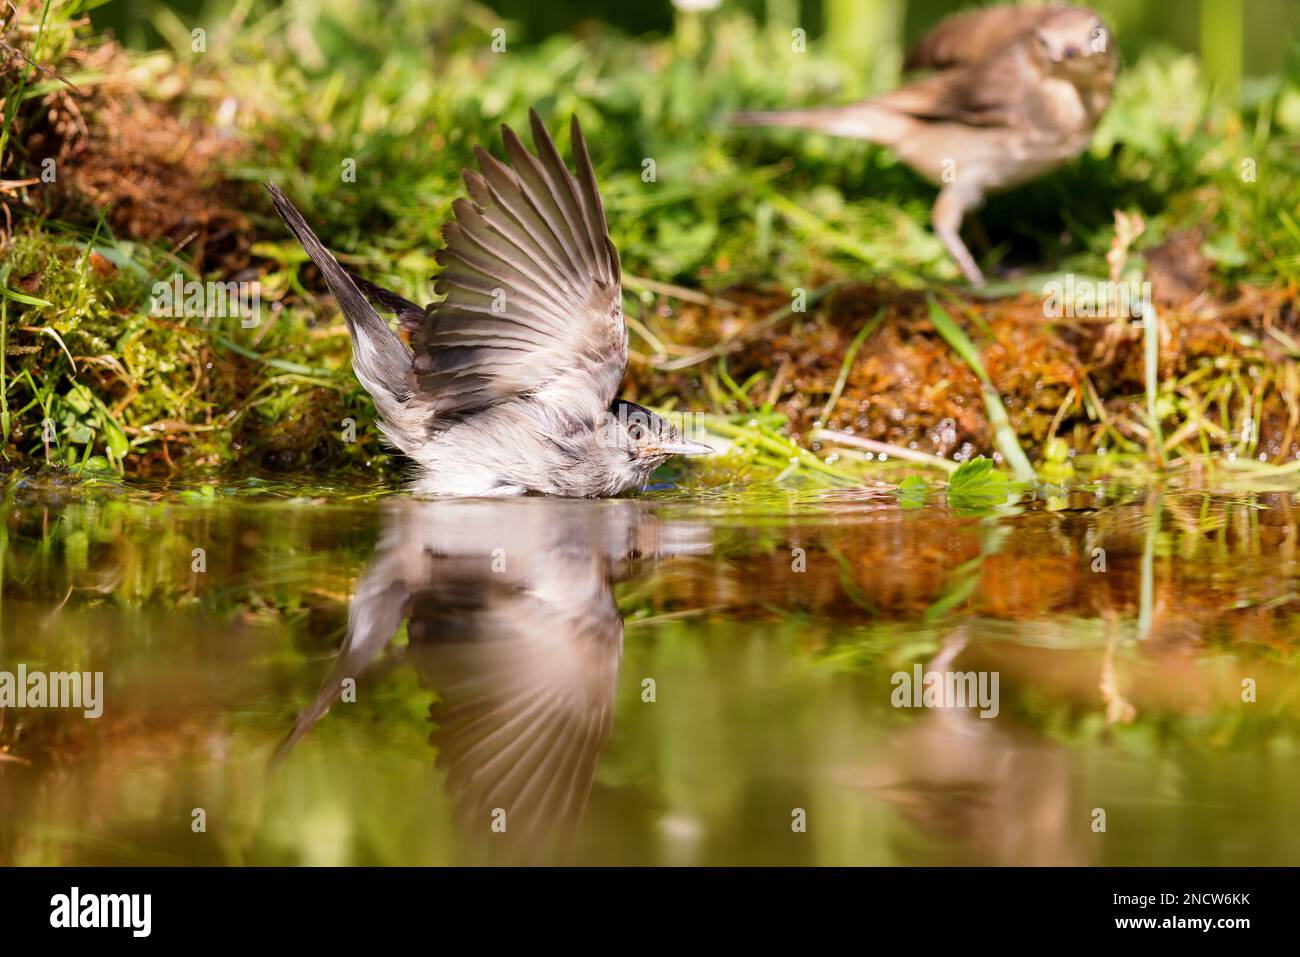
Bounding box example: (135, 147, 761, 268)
(1144, 303, 1167, 466)
(926, 296, 1037, 483)
(812, 429, 958, 473)
(818, 306, 884, 425)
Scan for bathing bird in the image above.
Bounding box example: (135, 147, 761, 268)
(731, 3, 1117, 285)
(267, 111, 710, 497)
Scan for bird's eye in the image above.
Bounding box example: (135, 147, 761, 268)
(627, 424, 645, 442)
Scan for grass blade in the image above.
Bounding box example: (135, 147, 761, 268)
(1143, 302, 1167, 466)
(926, 296, 1036, 483)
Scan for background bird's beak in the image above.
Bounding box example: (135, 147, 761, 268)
(652, 438, 714, 457)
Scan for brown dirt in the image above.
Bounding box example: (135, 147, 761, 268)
(2, 12, 253, 274)
(630, 277, 1300, 463)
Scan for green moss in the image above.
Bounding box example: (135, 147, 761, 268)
(3, 1, 1299, 482)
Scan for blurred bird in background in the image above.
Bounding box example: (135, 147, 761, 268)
(268, 111, 710, 497)
(731, 3, 1118, 285)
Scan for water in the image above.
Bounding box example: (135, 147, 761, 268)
(2, 474, 1298, 865)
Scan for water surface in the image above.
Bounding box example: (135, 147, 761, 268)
(2, 475, 1298, 865)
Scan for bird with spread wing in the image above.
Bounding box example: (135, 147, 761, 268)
(268, 111, 710, 497)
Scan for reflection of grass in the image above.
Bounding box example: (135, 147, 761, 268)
(1137, 491, 1163, 641)
(924, 520, 1010, 622)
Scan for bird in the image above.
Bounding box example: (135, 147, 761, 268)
(730, 3, 1118, 286)
(267, 111, 711, 497)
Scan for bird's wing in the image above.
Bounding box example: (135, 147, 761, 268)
(903, 3, 1069, 71)
(413, 586, 622, 849)
(409, 110, 625, 420)
(350, 273, 426, 328)
(872, 41, 1037, 128)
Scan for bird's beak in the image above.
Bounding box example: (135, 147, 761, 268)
(651, 438, 714, 457)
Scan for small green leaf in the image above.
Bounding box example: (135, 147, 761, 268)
(101, 412, 129, 460)
(65, 384, 94, 415)
(946, 456, 1009, 512)
(1201, 234, 1248, 268)
(1043, 437, 1070, 464)
(896, 474, 929, 509)
(949, 456, 994, 486)
(66, 420, 94, 444)
(78, 455, 114, 474)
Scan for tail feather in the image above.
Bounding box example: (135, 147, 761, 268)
(729, 103, 908, 145)
(270, 572, 410, 769)
(265, 184, 416, 441)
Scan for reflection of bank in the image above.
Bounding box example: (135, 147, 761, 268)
(873, 702, 1087, 866)
(274, 498, 710, 856)
(868, 628, 1089, 867)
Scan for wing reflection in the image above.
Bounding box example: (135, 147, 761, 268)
(274, 498, 709, 856)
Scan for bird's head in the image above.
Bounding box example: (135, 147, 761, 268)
(598, 400, 713, 490)
(1033, 9, 1114, 80)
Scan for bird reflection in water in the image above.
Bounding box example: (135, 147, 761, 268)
(274, 498, 710, 857)
(866, 627, 1088, 866)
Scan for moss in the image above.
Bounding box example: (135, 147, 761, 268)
(2, 1, 1299, 483)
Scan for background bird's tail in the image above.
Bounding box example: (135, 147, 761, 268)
(265, 183, 416, 449)
(728, 103, 910, 146)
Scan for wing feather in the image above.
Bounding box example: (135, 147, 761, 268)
(527, 110, 600, 276)
(570, 117, 618, 286)
(904, 3, 1069, 71)
(501, 127, 592, 279)
(410, 110, 625, 420)
(470, 148, 585, 289)
(456, 179, 578, 304)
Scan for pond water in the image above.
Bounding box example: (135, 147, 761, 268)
(2, 474, 1298, 865)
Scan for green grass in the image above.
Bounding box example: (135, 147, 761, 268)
(2, 0, 1300, 485)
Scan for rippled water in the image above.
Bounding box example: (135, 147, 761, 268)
(2, 474, 1298, 865)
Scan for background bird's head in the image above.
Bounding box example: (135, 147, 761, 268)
(1033, 8, 1114, 81)
(598, 400, 712, 489)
